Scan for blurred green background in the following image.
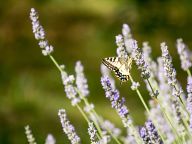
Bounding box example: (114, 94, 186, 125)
(1, 0, 192, 143)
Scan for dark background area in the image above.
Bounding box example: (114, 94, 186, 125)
(0, 0, 192, 143)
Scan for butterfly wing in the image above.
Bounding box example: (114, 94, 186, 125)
(102, 57, 132, 82)
(102, 57, 122, 72)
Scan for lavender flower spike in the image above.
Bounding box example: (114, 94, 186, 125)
(161, 42, 184, 98)
(139, 120, 163, 144)
(187, 76, 192, 131)
(131, 40, 150, 79)
(116, 34, 128, 59)
(176, 38, 192, 71)
(88, 122, 98, 143)
(60, 65, 81, 106)
(58, 109, 81, 144)
(145, 120, 163, 144)
(122, 24, 132, 39)
(88, 122, 110, 144)
(25, 125, 37, 144)
(122, 24, 134, 54)
(101, 76, 142, 143)
(101, 76, 131, 127)
(30, 8, 53, 56)
(161, 42, 177, 86)
(75, 61, 89, 98)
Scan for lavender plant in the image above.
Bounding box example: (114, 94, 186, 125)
(26, 8, 192, 144)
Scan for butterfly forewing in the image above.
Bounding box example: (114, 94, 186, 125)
(102, 57, 121, 72)
(102, 57, 132, 82)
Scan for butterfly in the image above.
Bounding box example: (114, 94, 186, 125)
(102, 57, 132, 83)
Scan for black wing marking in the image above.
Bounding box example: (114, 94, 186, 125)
(102, 58, 119, 72)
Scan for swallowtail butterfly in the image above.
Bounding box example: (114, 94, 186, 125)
(102, 57, 132, 83)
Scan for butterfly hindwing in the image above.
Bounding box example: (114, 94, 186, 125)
(102, 57, 132, 82)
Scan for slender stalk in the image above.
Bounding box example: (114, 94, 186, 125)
(76, 104, 101, 140)
(49, 55, 63, 72)
(187, 69, 192, 77)
(129, 75, 166, 143)
(77, 93, 103, 138)
(146, 78, 156, 97)
(81, 96, 121, 144)
(129, 75, 150, 113)
(91, 109, 122, 144)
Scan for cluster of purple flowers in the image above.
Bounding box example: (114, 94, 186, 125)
(139, 120, 163, 144)
(58, 109, 81, 144)
(27, 8, 192, 144)
(30, 8, 53, 56)
(101, 76, 131, 127)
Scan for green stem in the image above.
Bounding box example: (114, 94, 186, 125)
(146, 78, 156, 97)
(186, 69, 192, 77)
(49, 55, 63, 72)
(129, 75, 150, 113)
(129, 75, 165, 143)
(76, 104, 101, 140)
(92, 110, 122, 144)
(173, 85, 190, 119)
(79, 91, 122, 144)
(79, 96, 104, 138)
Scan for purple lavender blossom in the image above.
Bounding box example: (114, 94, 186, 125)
(61, 66, 81, 106)
(100, 64, 115, 89)
(88, 122, 97, 143)
(139, 120, 163, 144)
(75, 61, 89, 98)
(101, 76, 143, 143)
(161, 42, 184, 98)
(176, 38, 192, 71)
(139, 126, 150, 144)
(101, 76, 131, 126)
(116, 34, 128, 59)
(142, 42, 159, 97)
(88, 122, 110, 144)
(172, 99, 183, 127)
(158, 58, 184, 133)
(58, 109, 81, 144)
(145, 120, 163, 144)
(30, 8, 53, 56)
(161, 42, 177, 87)
(130, 40, 151, 79)
(142, 42, 158, 78)
(187, 76, 192, 130)
(122, 24, 134, 54)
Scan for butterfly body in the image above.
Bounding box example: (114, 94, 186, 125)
(102, 57, 132, 82)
